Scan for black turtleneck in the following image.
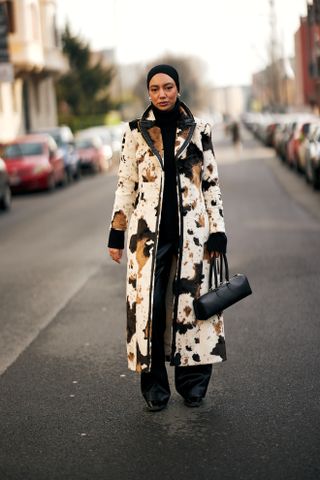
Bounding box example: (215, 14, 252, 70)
(152, 101, 180, 246)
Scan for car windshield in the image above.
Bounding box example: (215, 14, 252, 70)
(76, 139, 95, 149)
(49, 133, 63, 146)
(4, 143, 44, 158)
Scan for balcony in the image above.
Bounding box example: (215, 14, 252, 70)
(7, 0, 67, 75)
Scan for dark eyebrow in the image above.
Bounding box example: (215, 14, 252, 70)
(150, 82, 174, 88)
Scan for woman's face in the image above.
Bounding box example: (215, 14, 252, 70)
(148, 73, 179, 111)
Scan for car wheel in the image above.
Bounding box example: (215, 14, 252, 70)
(66, 168, 74, 183)
(305, 157, 312, 184)
(294, 155, 302, 174)
(288, 156, 294, 169)
(74, 165, 82, 181)
(61, 169, 69, 187)
(312, 165, 320, 190)
(47, 174, 56, 192)
(0, 184, 11, 211)
(92, 161, 100, 174)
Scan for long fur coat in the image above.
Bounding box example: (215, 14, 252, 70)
(109, 102, 227, 373)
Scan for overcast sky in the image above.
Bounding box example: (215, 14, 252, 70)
(56, 0, 307, 87)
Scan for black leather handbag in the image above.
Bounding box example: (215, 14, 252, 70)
(193, 254, 252, 320)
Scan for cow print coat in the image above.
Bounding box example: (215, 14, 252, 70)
(109, 102, 227, 373)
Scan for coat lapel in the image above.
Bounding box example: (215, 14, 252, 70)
(139, 102, 196, 170)
(139, 108, 164, 170)
(174, 104, 196, 159)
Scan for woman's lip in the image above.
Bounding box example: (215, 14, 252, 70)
(159, 102, 168, 106)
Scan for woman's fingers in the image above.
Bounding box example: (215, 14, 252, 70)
(109, 248, 123, 263)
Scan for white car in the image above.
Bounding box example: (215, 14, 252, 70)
(305, 124, 320, 189)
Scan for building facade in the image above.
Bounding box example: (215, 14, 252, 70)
(210, 85, 250, 119)
(0, 0, 67, 142)
(251, 58, 296, 112)
(294, 2, 320, 111)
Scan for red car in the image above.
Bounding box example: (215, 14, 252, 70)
(3, 134, 66, 192)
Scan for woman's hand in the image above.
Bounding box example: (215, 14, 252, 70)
(109, 248, 123, 264)
(210, 251, 221, 259)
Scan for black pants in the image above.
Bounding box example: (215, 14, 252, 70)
(141, 242, 212, 403)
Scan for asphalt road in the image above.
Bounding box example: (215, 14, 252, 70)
(0, 127, 319, 480)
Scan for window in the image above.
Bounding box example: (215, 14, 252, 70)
(5, 1, 15, 33)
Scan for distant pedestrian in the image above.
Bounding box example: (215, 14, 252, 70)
(230, 120, 241, 148)
(108, 64, 227, 412)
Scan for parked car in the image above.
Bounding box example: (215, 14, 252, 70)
(274, 122, 287, 157)
(33, 126, 81, 182)
(286, 119, 316, 171)
(305, 125, 320, 189)
(296, 122, 320, 173)
(0, 156, 11, 211)
(75, 136, 105, 173)
(2, 134, 66, 192)
(277, 122, 295, 162)
(262, 115, 285, 147)
(76, 126, 113, 171)
(286, 122, 302, 168)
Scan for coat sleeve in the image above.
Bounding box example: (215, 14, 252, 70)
(201, 122, 226, 234)
(108, 124, 139, 239)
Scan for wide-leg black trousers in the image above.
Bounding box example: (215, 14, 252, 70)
(140, 242, 212, 403)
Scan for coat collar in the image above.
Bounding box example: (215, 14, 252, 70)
(139, 102, 196, 170)
(140, 101, 195, 129)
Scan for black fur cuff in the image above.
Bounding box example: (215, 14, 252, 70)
(206, 232, 227, 253)
(108, 229, 125, 249)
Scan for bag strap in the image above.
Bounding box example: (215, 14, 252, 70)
(223, 253, 229, 281)
(209, 253, 230, 289)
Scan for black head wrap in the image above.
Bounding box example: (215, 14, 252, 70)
(147, 64, 180, 92)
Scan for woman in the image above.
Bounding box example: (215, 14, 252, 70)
(108, 64, 227, 412)
(230, 120, 241, 147)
